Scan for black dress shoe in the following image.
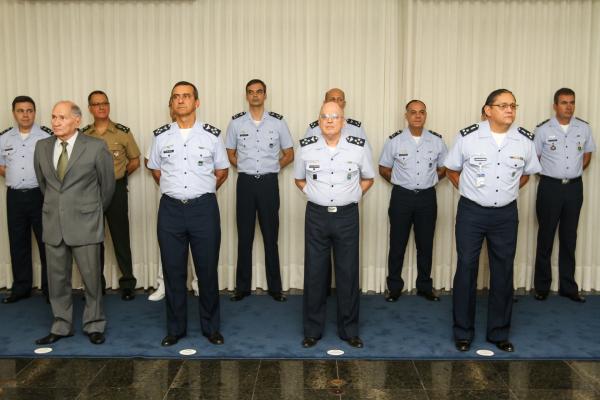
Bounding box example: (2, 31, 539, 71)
(121, 288, 135, 301)
(35, 333, 73, 345)
(534, 291, 548, 301)
(344, 336, 364, 348)
(207, 332, 224, 345)
(161, 334, 185, 347)
(455, 339, 471, 352)
(560, 292, 586, 303)
(269, 292, 287, 302)
(230, 292, 250, 302)
(489, 340, 514, 352)
(2, 293, 30, 304)
(417, 291, 440, 302)
(302, 337, 320, 348)
(86, 332, 105, 345)
(385, 290, 401, 302)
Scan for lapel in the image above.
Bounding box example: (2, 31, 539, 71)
(63, 133, 86, 178)
(44, 136, 59, 181)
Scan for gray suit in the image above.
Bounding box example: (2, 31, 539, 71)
(34, 132, 115, 335)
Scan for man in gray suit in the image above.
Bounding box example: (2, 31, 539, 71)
(33, 101, 115, 345)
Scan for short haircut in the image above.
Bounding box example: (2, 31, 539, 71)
(405, 99, 426, 110)
(554, 88, 575, 104)
(246, 79, 267, 93)
(12, 96, 36, 111)
(172, 81, 199, 100)
(70, 103, 82, 118)
(87, 90, 108, 105)
(484, 89, 514, 106)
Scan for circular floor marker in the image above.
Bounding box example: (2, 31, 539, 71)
(327, 349, 345, 356)
(34, 347, 53, 354)
(179, 348, 197, 356)
(476, 349, 495, 357)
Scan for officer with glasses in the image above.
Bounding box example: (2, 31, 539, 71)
(294, 101, 374, 349)
(445, 89, 541, 353)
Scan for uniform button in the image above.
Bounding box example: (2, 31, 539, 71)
(184, 186, 187, 188)
(494, 202, 497, 205)
(496, 189, 498, 192)
(184, 158, 187, 160)
(184, 172, 187, 174)
(498, 150, 500, 152)
(330, 199, 333, 202)
(497, 163, 500, 165)
(184, 144, 186, 147)
(331, 172, 333, 174)
(330, 158, 333, 161)
(417, 161, 419, 164)
(331, 185, 334, 187)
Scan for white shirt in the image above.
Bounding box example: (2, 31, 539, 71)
(53, 132, 79, 168)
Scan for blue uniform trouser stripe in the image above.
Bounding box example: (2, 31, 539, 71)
(303, 202, 360, 339)
(534, 177, 583, 295)
(234, 173, 281, 294)
(386, 185, 437, 294)
(453, 197, 517, 342)
(6, 187, 47, 296)
(157, 193, 221, 337)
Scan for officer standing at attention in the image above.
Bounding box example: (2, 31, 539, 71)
(147, 81, 229, 347)
(533, 88, 595, 303)
(379, 100, 447, 302)
(445, 89, 541, 353)
(82, 90, 140, 300)
(0, 96, 51, 303)
(305, 88, 367, 140)
(294, 101, 375, 349)
(226, 79, 294, 302)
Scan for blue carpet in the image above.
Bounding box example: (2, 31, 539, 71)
(0, 293, 598, 360)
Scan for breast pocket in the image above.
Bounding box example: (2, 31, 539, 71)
(193, 148, 214, 170)
(501, 157, 525, 183)
(237, 133, 249, 149)
(333, 163, 359, 184)
(394, 153, 410, 168)
(108, 143, 125, 161)
(420, 152, 437, 170)
(2, 147, 15, 161)
(266, 132, 280, 151)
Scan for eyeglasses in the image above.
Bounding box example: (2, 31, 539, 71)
(490, 103, 518, 110)
(319, 113, 342, 120)
(90, 102, 110, 107)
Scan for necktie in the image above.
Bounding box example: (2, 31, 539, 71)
(57, 141, 68, 181)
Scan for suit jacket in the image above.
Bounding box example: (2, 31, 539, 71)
(34, 132, 115, 246)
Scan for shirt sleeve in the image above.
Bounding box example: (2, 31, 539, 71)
(213, 137, 231, 170)
(125, 132, 141, 159)
(147, 136, 161, 170)
(360, 146, 376, 179)
(444, 133, 465, 171)
(437, 139, 449, 168)
(293, 144, 306, 179)
(378, 138, 394, 168)
(224, 121, 237, 150)
(279, 120, 294, 149)
(0, 136, 6, 166)
(533, 127, 544, 156)
(523, 140, 542, 175)
(584, 126, 596, 153)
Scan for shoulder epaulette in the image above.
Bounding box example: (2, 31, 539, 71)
(460, 124, 479, 137)
(203, 123, 221, 137)
(115, 123, 130, 133)
(576, 117, 589, 125)
(346, 135, 365, 147)
(518, 127, 534, 140)
(309, 120, 319, 129)
(536, 119, 550, 128)
(153, 124, 170, 136)
(0, 127, 12, 135)
(232, 111, 246, 120)
(268, 111, 283, 120)
(389, 130, 402, 139)
(429, 130, 442, 139)
(80, 124, 92, 133)
(40, 126, 54, 135)
(346, 118, 361, 127)
(300, 136, 318, 147)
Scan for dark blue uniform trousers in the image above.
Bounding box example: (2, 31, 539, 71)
(453, 197, 518, 342)
(303, 202, 360, 340)
(235, 173, 282, 294)
(534, 176, 583, 295)
(6, 187, 48, 296)
(386, 185, 437, 294)
(157, 193, 221, 338)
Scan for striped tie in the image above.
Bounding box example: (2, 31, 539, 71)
(57, 141, 68, 181)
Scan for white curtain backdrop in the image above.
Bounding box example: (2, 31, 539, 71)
(0, 0, 598, 293)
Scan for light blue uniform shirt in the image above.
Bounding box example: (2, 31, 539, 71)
(533, 116, 596, 179)
(379, 129, 448, 190)
(304, 117, 367, 140)
(0, 124, 51, 189)
(444, 120, 541, 207)
(294, 135, 375, 206)
(225, 111, 293, 174)
(148, 121, 230, 201)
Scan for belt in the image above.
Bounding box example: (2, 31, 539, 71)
(393, 184, 434, 194)
(460, 196, 516, 210)
(7, 187, 39, 193)
(308, 201, 357, 213)
(540, 175, 582, 185)
(239, 172, 276, 180)
(162, 193, 211, 205)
